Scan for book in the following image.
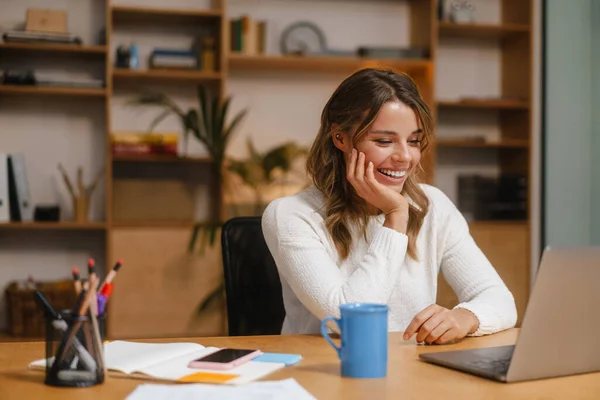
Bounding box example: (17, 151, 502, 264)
(29, 340, 286, 385)
(0, 154, 10, 222)
(7, 154, 33, 222)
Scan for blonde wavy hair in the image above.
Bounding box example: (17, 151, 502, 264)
(306, 68, 433, 261)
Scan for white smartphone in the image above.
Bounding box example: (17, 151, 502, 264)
(187, 348, 262, 370)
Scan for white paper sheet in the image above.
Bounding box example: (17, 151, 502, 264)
(125, 378, 316, 400)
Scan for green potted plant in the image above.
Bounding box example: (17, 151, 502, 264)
(130, 85, 247, 250)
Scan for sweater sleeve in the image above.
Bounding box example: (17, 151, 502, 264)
(432, 188, 518, 336)
(262, 199, 408, 321)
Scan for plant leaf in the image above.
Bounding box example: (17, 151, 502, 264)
(187, 224, 201, 253)
(197, 85, 211, 147)
(147, 108, 173, 132)
(196, 283, 225, 313)
(223, 108, 248, 146)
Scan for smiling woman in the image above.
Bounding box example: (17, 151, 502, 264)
(261, 68, 517, 345)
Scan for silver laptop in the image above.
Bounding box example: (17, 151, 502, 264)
(419, 246, 600, 382)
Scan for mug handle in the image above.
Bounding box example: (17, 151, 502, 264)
(320, 316, 341, 358)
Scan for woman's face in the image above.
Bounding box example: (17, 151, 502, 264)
(351, 101, 422, 193)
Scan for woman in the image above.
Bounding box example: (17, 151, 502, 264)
(262, 68, 517, 344)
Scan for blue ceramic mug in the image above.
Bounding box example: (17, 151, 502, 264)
(320, 303, 389, 379)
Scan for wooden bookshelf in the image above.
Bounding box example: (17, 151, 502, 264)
(437, 99, 529, 110)
(111, 5, 222, 24)
(112, 69, 222, 83)
(112, 154, 213, 164)
(112, 220, 198, 228)
(434, 1, 534, 323)
(0, 85, 106, 97)
(0, 43, 107, 55)
(438, 22, 530, 40)
(228, 53, 431, 74)
(436, 138, 529, 149)
(0, 222, 106, 230)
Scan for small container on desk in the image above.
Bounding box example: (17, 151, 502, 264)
(44, 310, 106, 387)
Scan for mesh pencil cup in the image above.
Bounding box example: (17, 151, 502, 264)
(43, 310, 106, 387)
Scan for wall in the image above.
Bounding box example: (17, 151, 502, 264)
(544, 0, 592, 247)
(592, 1, 600, 245)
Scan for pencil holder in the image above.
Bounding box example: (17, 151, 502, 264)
(43, 310, 106, 387)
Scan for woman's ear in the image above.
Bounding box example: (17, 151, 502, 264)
(331, 126, 351, 152)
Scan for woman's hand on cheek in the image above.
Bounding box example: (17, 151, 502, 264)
(346, 149, 409, 215)
(402, 304, 480, 345)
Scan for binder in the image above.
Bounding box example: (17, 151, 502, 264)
(7, 154, 33, 222)
(0, 154, 10, 222)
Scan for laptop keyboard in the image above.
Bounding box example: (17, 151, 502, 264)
(463, 357, 511, 375)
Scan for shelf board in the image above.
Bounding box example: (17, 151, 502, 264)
(228, 53, 431, 73)
(112, 154, 213, 163)
(112, 69, 222, 83)
(112, 220, 199, 228)
(112, 5, 222, 24)
(469, 220, 528, 227)
(438, 22, 530, 39)
(437, 99, 529, 110)
(0, 42, 107, 55)
(0, 85, 106, 97)
(0, 222, 106, 230)
(436, 138, 529, 149)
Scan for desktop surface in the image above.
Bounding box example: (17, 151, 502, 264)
(1, 329, 599, 399)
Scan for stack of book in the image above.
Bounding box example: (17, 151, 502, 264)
(230, 15, 267, 55)
(457, 174, 527, 221)
(149, 49, 198, 69)
(111, 132, 178, 157)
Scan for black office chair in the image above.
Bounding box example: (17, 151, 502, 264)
(221, 216, 285, 336)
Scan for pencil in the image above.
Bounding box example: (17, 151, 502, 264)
(98, 259, 123, 291)
(72, 267, 82, 295)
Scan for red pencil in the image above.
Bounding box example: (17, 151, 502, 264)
(72, 267, 82, 295)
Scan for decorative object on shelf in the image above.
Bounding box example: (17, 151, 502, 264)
(5, 278, 77, 338)
(2, 70, 36, 85)
(357, 46, 429, 60)
(26, 9, 68, 34)
(200, 37, 217, 72)
(57, 164, 103, 223)
(449, 0, 475, 24)
(280, 21, 326, 56)
(129, 44, 139, 69)
(115, 44, 139, 69)
(33, 205, 60, 222)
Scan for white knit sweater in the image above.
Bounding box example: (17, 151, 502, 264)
(262, 184, 517, 336)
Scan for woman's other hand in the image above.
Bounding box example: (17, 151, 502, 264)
(402, 304, 480, 345)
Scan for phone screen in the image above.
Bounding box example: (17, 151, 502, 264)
(193, 349, 256, 363)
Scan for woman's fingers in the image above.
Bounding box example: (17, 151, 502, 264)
(354, 151, 365, 182)
(434, 328, 459, 345)
(425, 320, 452, 344)
(346, 148, 357, 182)
(403, 304, 441, 340)
(416, 311, 446, 343)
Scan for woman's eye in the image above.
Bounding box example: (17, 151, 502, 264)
(408, 139, 422, 145)
(375, 139, 392, 145)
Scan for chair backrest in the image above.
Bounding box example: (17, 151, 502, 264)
(221, 216, 285, 336)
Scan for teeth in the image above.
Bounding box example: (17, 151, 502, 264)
(378, 169, 406, 178)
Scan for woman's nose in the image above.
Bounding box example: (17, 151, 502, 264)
(391, 144, 411, 162)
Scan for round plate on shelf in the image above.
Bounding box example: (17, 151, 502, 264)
(280, 21, 327, 56)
